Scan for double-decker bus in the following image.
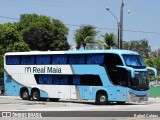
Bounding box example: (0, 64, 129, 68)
(4, 50, 157, 105)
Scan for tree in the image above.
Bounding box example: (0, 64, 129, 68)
(144, 58, 154, 67)
(0, 55, 3, 78)
(153, 58, 160, 72)
(17, 14, 70, 51)
(74, 25, 98, 49)
(122, 41, 130, 50)
(0, 23, 29, 54)
(123, 39, 151, 58)
(96, 33, 116, 49)
(0, 23, 30, 78)
(151, 49, 160, 58)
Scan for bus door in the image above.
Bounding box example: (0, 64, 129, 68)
(75, 86, 92, 100)
(84, 86, 93, 100)
(116, 67, 128, 102)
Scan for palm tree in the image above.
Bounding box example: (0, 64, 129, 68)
(102, 33, 116, 49)
(96, 33, 116, 49)
(74, 25, 98, 49)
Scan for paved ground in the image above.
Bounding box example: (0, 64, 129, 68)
(0, 96, 160, 120)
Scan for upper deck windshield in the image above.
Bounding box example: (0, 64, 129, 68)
(123, 54, 146, 69)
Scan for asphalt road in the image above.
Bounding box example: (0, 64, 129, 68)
(0, 96, 160, 120)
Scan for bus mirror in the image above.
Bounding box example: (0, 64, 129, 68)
(146, 67, 158, 78)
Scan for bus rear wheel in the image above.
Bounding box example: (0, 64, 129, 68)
(96, 93, 108, 105)
(21, 89, 30, 100)
(31, 89, 40, 101)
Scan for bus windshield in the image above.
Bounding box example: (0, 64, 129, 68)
(123, 55, 145, 68)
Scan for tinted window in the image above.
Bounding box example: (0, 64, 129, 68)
(36, 55, 50, 64)
(73, 76, 81, 85)
(105, 53, 123, 65)
(81, 75, 102, 86)
(52, 55, 68, 64)
(38, 75, 52, 84)
(6, 55, 20, 65)
(54, 76, 68, 85)
(87, 54, 104, 64)
(35, 74, 102, 86)
(21, 55, 35, 64)
(69, 55, 85, 64)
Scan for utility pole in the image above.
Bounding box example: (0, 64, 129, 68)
(119, 0, 124, 49)
(106, 0, 124, 49)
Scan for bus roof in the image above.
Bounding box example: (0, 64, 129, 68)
(5, 49, 139, 56)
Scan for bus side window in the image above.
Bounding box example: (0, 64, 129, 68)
(60, 76, 68, 85)
(69, 55, 85, 64)
(52, 76, 68, 85)
(105, 53, 123, 65)
(92, 76, 103, 86)
(6, 55, 20, 65)
(53, 76, 59, 85)
(81, 75, 102, 86)
(73, 76, 81, 85)
(87, 54, 104, 64)
(52, 55, 68, 64)
(39, 75, 52, 84)
(21, 55, 35, 64)
(36, 55, 50, 64)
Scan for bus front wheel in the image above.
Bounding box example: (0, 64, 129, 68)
(31, 89, 40, 101)
(96, 93, 108, 105)
(21, 89, 30, 100)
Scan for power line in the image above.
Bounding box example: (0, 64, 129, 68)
(65, 24, 160, 35)
(0, 15, 160, 35)
(0, 16, 19, 20)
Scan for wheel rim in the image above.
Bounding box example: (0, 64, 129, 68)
(99, 95, 106, 103)
(33, 92, 39, 100)
(23, 91, 28, 98)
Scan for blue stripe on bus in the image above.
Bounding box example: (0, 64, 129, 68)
(71, 65, 106, 75)
(66, 49, 139, 55)
(4, 71, 48, 98)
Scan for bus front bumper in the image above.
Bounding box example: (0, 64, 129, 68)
(126, 92, 148, 102)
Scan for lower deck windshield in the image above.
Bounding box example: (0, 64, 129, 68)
(129, 71, 149, 90)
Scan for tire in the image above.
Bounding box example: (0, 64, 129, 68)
(21, 89, 30, 100)
(31, 89, 40, 101)
(49, 98, 59, 102)
(96, 93, 108, 105)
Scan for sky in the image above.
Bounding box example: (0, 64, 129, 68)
(0, 0, 160, 50)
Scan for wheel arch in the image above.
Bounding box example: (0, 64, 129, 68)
(96, 90, 108, 102)
(31, 87, 40, 95)
(20, 87, 29, 98)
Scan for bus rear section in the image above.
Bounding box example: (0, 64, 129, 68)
(4, 50, 157, 105)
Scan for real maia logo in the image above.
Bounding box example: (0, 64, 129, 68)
(25, 66, 62, 73)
